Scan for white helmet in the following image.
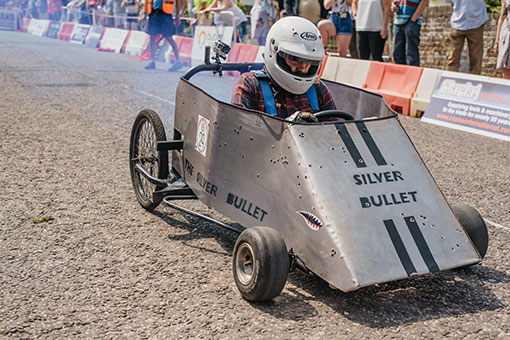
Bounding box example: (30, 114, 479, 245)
(263, 17, 325, 95)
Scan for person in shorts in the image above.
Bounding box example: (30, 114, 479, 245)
(322, 0, 352, 57)
(142, 0, 183, 71)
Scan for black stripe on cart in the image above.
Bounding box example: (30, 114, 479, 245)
(384, 219, 417, 276)
(355, 121, 387, 166)
(335, 123, 366, 168)
(404, 216, 440, 272)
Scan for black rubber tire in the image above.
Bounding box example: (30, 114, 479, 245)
(129, 109, 168, 211)
(314, 110, 355, 121)
(233, 227, 289, 302)
(451, 203, 489, 259)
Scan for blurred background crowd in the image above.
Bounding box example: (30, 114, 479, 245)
(1, 0, 508, 78)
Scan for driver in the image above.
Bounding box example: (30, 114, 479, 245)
(231, 17, 336, 118)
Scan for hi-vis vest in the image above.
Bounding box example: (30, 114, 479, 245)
(146, 0, 175, 14)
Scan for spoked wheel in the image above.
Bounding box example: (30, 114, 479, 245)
(451, 203, 489, 259)
(233, 227, 289, 302)
(129, 109, 168, 210)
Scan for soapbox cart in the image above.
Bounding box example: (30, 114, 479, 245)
(129, 56, 488, 302)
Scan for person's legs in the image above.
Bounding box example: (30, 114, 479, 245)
(166, 35, 180, 63)
(336, 14, 352, 57)
(349, 19, 359, 58)
(337, 34, 351, 58)
(466, 24, 484, 74)
(393, 23, 406, 64)
(318, 19, 336, 50)
(405, 20, 421, 66)
(145, 33, 157, 69)
(357, 31, 370, 60)
(368, 31, 386, 61)
(447, 28, 465, 72)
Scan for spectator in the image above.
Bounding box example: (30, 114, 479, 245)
(112, 0, 125, 27)
(29, 0, 39, 18)
(203, 0, 247, 42)
(250, 0, 276, 45)
(320, 0, 353, 57)
(284, 0, 328, 24)
(391, 0, 428, 66)
(121, 0, 138, 29)
(352, 0, 390, 61)
(193, 0, 213, 25)
(142, 0, 184, 71)
(445, 0, 488, 75)
(73, 0, 91, 24)
(36, 0, 48, 18)
(46, 0, 62, 20)
(494, 0, 510, 79)
(349, 4, 359, 58)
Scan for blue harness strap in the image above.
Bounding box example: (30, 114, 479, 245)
(253, 71, 277, 116)
(252, 71, 319, 116)
(306, 84, 319, 112)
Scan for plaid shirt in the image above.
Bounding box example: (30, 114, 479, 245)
(231, 71, 336, 118)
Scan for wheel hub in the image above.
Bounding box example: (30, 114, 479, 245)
(236, 243, 255, 285)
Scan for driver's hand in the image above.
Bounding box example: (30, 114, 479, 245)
(288, 111, 319, 123)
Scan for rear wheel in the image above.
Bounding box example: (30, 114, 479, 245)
(233, 227, 289, 302)
(129, 109, 168, 210)
(452, 203, 489, 259)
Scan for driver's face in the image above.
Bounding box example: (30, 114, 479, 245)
(285, 58, 311, 75)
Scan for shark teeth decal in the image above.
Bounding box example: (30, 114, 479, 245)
(297, 211, 324, 231)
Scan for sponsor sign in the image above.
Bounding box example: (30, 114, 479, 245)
(27, 19, 51, 36)
(124, 30, 149, 57)
(70, 24, 90, 44)
(46, 21, 61, 38)
(0, 9, 20, 31)
(99, 28, 129, 53)
(191, 26, 234, 67)
(422, 72, 510, 142)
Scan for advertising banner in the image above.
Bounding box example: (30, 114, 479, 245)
(191, 26, 233, 67)
(27, 19, 51, 36)
(70, 24, 90, 44)
(0, 9, 20, 31)
(46, 21, 61, 38)
(421, 72, 510, 142)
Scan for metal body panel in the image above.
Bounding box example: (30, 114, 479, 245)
(172, 78, 480, 292)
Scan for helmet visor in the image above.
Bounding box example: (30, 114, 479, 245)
(276, 51, 321, 77)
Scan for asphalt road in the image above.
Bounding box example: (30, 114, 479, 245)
(1, 31, 509, 339)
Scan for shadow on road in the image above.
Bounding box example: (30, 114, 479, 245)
(273, 265, 507, 327)
(153, 206, 507, 328)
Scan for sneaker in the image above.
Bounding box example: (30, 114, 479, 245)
(168, 61, 183, 72)
(144, 61, 156, 70)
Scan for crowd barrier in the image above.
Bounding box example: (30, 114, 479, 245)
(19, 17, 476, 119)
(320, 56, 445, 117)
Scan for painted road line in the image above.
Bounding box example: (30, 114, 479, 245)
(485, 219, 510, 232)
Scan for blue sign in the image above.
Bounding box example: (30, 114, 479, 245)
(0, 9, 20, 31)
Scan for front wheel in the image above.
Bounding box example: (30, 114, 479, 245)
(452, 203, 489, 259)
(233, 227, 289, 302)
(129, 109, 168, 211)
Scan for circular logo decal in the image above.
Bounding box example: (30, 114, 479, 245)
(300, 32, 317, 41)
(198, 31, 207, 46)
